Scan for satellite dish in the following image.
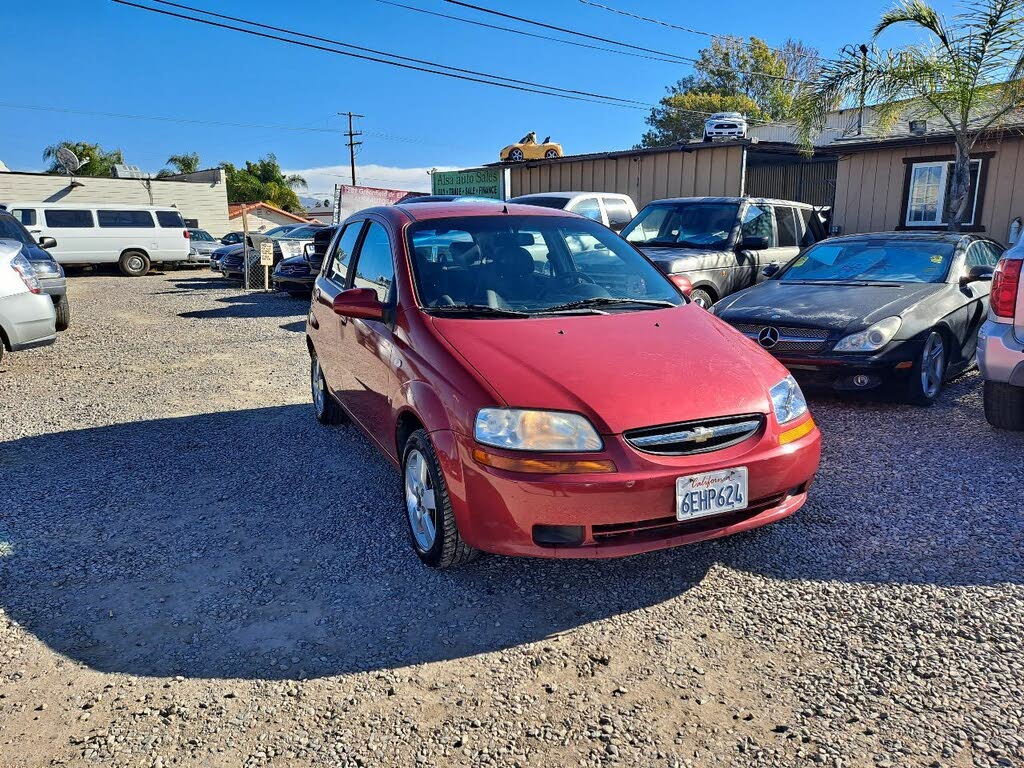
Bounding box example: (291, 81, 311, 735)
(55, 146, 83, 175)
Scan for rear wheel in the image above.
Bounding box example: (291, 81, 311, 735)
(689, 288, 714, 309)
(54, 295, 71, 332)
(402, 429, 478, 569)
(905, 330, 947, 405)
(119, 250, 150, 277)
(311, 353, 347, 425)
(544, 149, 559, 158)
(984, 380, 1024, 430)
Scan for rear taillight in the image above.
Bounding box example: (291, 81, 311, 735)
(11, 253, 42, 294)
(991, 257, 1022, 319)
(183, 229, 190, 239)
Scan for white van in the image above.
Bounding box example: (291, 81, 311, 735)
(4, 203, 191, 276)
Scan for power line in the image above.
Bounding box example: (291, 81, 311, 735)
(440, 0, 805, 83)
(130, 0, 646, 107)
(374, 0, 687, 65)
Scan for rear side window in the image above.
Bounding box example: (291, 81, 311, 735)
(569, 198, 603, 222)
(156, 210, 185, 228)
(602, 198, 634, 229)
(10, 208, 37, 227)
(45, 209, 94, 228)
(97, 210, 155, 228)
(775, 207, 800, 248)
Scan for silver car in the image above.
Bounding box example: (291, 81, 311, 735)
(186, 228, 221, 264)
(978, 240, 1024, 429)
(0, 240, 57, 363)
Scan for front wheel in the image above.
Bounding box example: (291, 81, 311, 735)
(402, 429, 478, 569)
(984, 380, 1024, 430)
(905, 330, 947, 405)
(508, 148, 525, 162)
(119, 250, 150, 277)
(54, 294, 71, 332)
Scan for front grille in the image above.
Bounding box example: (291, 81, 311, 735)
(592, 492, 788, 545)
(714, 123, 738, 129)
(731, 323, 830, 353)
(624, 414, 764, 456)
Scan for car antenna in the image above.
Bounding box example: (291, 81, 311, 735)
(502, 204, 509, 214)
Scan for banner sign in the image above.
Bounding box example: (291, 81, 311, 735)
(431, 168, 504, 199)
(337, 185, 423, 221)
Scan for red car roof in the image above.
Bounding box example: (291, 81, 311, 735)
(390, 201, 580, 222)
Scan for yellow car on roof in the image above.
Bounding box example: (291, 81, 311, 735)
(500, 132, 563, 162)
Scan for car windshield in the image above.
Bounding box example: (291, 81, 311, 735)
(622, 203, 738, 249)
(780, 239, 956, 283)
(277, 225, 321, 239)
(266, 225, 299, 238)
(508, 196, 569, 210)
(190, 230, 214, 241)
(407, 215, 682, 316)
(0, 215, 34, 246)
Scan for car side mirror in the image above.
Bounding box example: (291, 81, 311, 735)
(332, 287, 384, 320)
(739, 235, 769, 250)
(762, 263, 781, 278)
(303, 243, 315, 262)
(38, 236, 57, 249)
(960, 264, 994, 286)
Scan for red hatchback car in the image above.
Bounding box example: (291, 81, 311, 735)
(306, 202, 821, 568)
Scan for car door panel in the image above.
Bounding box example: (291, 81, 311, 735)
(312, 222, 365, 401)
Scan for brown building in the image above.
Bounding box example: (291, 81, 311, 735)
(830, 128, 1024, 245)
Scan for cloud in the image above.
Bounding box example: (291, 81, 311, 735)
(284, 163, 461, 195)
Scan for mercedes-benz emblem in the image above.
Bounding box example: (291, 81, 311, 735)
(757, 326, 780, 348)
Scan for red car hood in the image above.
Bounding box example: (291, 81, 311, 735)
(430, 305, 788, 435)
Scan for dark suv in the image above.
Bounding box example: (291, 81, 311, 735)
(621, 196, 828, 308)
(0, 209, 70, 331)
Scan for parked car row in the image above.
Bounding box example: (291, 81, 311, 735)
(211, 223, 326, 282)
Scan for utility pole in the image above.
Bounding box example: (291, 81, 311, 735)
(857, 44, 869, 136)
(340, 111, 364, 186)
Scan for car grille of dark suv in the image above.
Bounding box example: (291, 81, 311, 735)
(623, 414, 764, 456)
(731, 323, 830, 353)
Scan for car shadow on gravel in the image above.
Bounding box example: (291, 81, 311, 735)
(1, 382, 1022, 681)
(178, 293, 308, 321)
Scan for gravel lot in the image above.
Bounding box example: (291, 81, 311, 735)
(1, 269, 1022, 768)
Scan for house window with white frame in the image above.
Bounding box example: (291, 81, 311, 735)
(905, 158, 982, 227)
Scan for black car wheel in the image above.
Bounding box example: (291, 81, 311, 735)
(689, 288, 714, 309)
(983, 381, 1024, 430)
(311, 354, 347, 425)
(119, 250, 150, 277)
(54, 295, 70, 332)
(402, 429, 478, 569)
(906, 330, 947, 405)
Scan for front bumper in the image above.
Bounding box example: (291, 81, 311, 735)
(770, 338, 926, 392)
(273, 274, 314, 292)
(978, 319, 1024, 386)
(39, 275, 67, 298)
(188, 252, 213, 264)
(0, 291, 57, 351)
(430, 417, 820, 559)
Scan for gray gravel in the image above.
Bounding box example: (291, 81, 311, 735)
(1, 269, 1022, 768)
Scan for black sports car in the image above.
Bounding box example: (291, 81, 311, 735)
(711, 232, 1005, 404)
(272, 225, 338, 295)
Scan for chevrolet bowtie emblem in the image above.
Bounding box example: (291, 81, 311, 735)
(691, 426, 715, 443)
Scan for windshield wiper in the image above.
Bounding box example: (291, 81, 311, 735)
(425, 304, 531, 318)
(536, 297, 677, 314)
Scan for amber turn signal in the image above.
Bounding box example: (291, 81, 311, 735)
(778, 417, 816, 445)
(473, 448, 616, 474)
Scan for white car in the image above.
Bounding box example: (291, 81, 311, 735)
(505, 192, 638, 232)
(4, 202, 191, 276)
(0, 240, 57, 364)
(703, 112, 748, 142)
(978, 240, 1024, 429)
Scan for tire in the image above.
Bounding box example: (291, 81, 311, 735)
(984, 380, 1024, 430)
(402, 429, 479, 569)
(54, 294, 70, 332)
(689, 288, 714, 309)
(544, 149, 559, 159)
(905, 330, 947, 405)
(119, 250, 150, 277)
(509, 148, 525, 162)
(310, 353, 347, 425)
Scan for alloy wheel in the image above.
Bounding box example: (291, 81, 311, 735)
(921, 332, 946, 399)
(311, 357, 325, 414)
(404, 448, 437, 552)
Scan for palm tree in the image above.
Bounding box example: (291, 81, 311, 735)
(157, 152, 201, 178)
(794, 0, 1024, 231)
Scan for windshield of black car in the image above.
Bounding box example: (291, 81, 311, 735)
(276, 225, 321, 239)
(780, 240, 956, 283)
(407, 215, 682, 316)
(622, 203, 738, 248)
(0, 215, 34, 246)
(266, 225, 298, 238)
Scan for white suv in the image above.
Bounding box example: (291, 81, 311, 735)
(978, 240, 1024, 429)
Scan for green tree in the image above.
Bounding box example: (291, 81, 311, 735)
(640, 37, 820, 147)
(794, 0, 1024, 231)
(220, 154, 308, 212)
(42, 141, 124, 177)
(156, 152, 201, 177)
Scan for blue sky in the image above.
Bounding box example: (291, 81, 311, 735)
(2, 0, 954, 194)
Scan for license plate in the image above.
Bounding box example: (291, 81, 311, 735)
(675, 467, 748, 521)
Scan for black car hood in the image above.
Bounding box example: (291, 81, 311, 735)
(715, 280, 948, 333)
(636, 245, 729, 273)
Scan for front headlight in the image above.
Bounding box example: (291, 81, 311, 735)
(769, 375, 808, 424)
(833, 316, 902, 352)
(474, 408, 603, 451)
(30, 260, 61, 277)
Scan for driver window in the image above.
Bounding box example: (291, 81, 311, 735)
(351, 222, 395, 301)
(741, 204, 777, 247)
(327, 222, 363, 283)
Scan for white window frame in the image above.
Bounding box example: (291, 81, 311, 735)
(905, 159, 982, 228)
